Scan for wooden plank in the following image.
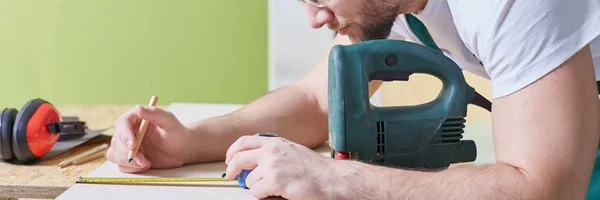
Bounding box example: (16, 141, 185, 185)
(0, 105, 134, 199)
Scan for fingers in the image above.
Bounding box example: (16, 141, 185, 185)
(114, 152, 151, 173)
(114, 108, 140, 150)
(115, 105, 171, 149)
(224, 149, 261, 180)
(225, 136, 272, 164)
(134, 105, 179, 131)
(249, 177, 283, 199)
(244, 164, 264, 189)
(109, 107, 151, 173)
(107, 104, 178, 173)
(106, 141, 151, 173)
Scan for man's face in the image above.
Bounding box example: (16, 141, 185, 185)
(303, 0, 402, 43)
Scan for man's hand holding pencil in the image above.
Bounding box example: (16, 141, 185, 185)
(106, 96, 192, 173)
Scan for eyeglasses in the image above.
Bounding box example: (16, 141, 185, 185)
(297, 0, 329, 8)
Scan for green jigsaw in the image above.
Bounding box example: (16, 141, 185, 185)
(327, 39, 492, 169)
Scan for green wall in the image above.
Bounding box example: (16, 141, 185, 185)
(0, 1, 267, 108)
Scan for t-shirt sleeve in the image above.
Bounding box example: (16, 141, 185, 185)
(449, 0, 600, 98)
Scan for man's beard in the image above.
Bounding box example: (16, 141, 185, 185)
(351, 20, 396, 43)
(343, 0, 402, 43)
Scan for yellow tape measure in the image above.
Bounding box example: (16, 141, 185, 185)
(76, 177, 237, 185)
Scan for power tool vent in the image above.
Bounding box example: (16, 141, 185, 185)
(438, 118, 466, 143)
(376, 121, 386, 155)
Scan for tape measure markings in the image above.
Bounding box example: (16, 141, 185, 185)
(77, 177, 236, 183)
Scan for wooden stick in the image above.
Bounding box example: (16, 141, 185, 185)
(72, 150, 106, 165)
(58, 143, 109, 168)
(127, 95, 158, 163)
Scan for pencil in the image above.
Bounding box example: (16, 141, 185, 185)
(127, 95, 158, 163)
(58, 143, 109, 168)
(72, 150, 106, 165)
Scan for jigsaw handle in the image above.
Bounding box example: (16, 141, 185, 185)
(329, 39, 474, 119)
(367, 43, 470, 109)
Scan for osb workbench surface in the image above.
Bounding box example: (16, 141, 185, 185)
(0, 105, 138, 199)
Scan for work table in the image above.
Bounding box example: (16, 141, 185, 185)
(0, 103, 495, 199)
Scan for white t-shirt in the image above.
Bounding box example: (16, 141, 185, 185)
(390, 0, 600, 98)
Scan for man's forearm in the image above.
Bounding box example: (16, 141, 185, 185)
(342, 161, 566, 200)
(184, 84, 328, 163)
